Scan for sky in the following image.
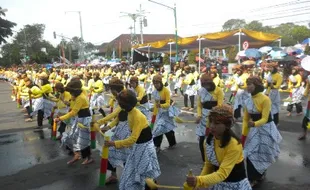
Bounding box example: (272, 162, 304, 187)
(1, 0, 310, 46)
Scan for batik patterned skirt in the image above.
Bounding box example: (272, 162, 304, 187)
(43, 99, 56, 118)
(136, 103, 151, 121)
(90, 93, 105, 110)
(108, 121, 131, 168)
(118, 140, 161, 190)
(243, 122, 282, 174)
(269, 89, 281, 115)
(152, 106, 179, 137)
(61, 116, 91, 152)
(196, 108, 210, 137)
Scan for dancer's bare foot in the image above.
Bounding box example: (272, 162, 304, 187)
(67, 152, 81, 165)
(81, 158, 94, 165)
(105, 175, 118, 185)
(298, 134, 306, 140)
(287, 112, 291, 116)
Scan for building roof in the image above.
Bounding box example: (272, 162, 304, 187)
(98, 34, 179, 53)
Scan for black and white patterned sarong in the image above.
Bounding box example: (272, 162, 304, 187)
(108, 121, 131, 168)
(243, 97, 282, 174)
(206, 139, 252, 190)
(118, 140, 161, 190)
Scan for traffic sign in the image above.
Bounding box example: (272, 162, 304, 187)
(243, 41, 249, 50)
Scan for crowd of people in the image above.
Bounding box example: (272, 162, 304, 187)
(0, 59, 309, 189)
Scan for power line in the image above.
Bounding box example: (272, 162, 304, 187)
(258, 12, 310, 21)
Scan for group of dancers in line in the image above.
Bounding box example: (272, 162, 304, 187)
(0, 59, 309, 189)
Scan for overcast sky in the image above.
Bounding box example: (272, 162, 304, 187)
(1, 0, 309, 46)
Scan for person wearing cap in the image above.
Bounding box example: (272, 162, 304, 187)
(96, 77, 125, 126)
(182, 66, 196, 111)
(242, 76, 282, 187)
(145, 67, 156, 101)
(299, 75, 310, 140)
(48, 82, 71, 140)
(264, 62, 282, 126)
(89, 72, 106, 117)
(137, 66, 147, 87)
(172, 65, 182, 97)
(185, 105, 252, 189)
(19, 80, 35, 120)
(196, 74, 224, 162)
(233, 65, 250, 121)
(281, 66, 303, 116)
(129, 76, 150, 119)
(29, 74, 54, 130)
(210, 66, 223, 88)
(226, 65, 239, 104)
(152, 74, 178, 152)
(104, 89, 161, 190)
(55, 79, 93, 165)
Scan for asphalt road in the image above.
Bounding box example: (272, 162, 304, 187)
(0, 81, 310, 190)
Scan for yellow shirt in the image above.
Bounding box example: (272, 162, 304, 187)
(183, 73, 195, 85)
(92, 80, 104, 93)
(115, 108, 149, 148)
(60, 93, 89, 121)
(197, 87, 224, 117)
(29, 86, 42, 98)
(242, 93, 272, 136)
(31, 84, 53, 99)
(97, 106, 122, 125)
(135, 85, 146, 105)
(196, 138, 243, 188)
(213, 76, 223, 88)
(238, 73, 248, 90)
(153, 87, 171, 115)
(57, 91, 71, 109)
(288, 74, 302, 89)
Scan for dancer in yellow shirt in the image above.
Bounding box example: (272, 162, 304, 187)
(242, 76, 282, 187)
(104, 90, 161, 190)
(185, 105, 251, 189)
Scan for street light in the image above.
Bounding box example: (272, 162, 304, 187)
(148, 0, 178, 63)
(65, 11, 84, 61)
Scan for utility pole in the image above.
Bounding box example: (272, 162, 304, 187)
(120, 6, 149, 45)
(65, 11, 85, 62)
(137, 4, 149, 44)
(148, 0, 178, 62)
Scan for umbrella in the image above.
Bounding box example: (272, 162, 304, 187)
(268, 50, 287, 59)
(297, 54, 307, 59)
(235, 50, 246, 60)
(272, 56, 296, 62)
(259, 46, 272, 53)
(271, 47, 283, 51)
(237, 50, 246, 57)
(301, 56, 310, 71)
(283, 46, 298, 54)
(302, 38, 310, 45)
(245, 48, 262, 58)
(242, 60, 256, 65)
(294, 44, 303, 49)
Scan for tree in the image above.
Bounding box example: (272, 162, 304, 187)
(305, 45, 310, 55)
(227, 46, 238, 63)
(291, 26, 310, 44)
(188, 51, 196, 64)
(0, 24, 58, 65)
(163, 54, 169, 65)
(245, 21, 265, 31)
(222, 19, 246, 31)
(0, 7, 16, 44)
